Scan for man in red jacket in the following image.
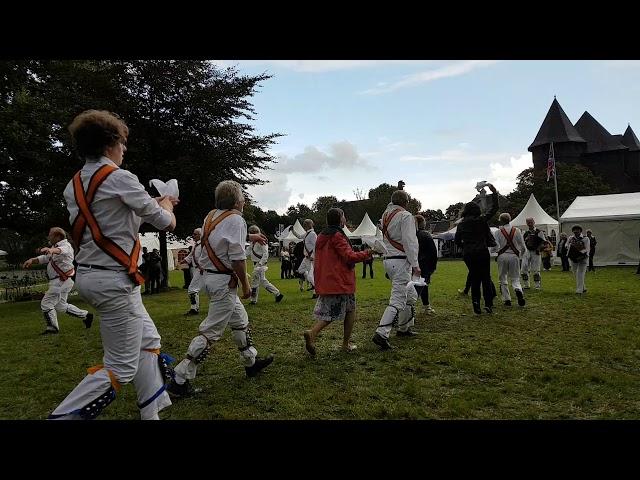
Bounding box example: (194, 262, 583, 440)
(303, 208, 372, 355)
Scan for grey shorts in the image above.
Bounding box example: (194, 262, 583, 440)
(313, 294, 356, 322)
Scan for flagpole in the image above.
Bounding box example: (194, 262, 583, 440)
(551, 142, 561, 235)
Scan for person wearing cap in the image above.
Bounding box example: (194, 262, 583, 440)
(492, 212, 526, 307)
(566, 224, 590, 294)
(22, 227, 94, 334)
(372, 189, 420, 350)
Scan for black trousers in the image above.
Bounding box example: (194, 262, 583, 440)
(560, 254, 570, 271)
(463, 250, 493, 307)
(362, 260, 374, 279)
(542, 255, 552, 270)
(414, 272, 432, 305)
(588, 251, 596, 271)
(183, 268, 192, 288)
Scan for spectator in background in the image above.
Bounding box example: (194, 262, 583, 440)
(142, 247, 151, 294)
(148, 249, 162, 294)
(557, 233, 570, 272)
(586, 229, 597, 272)
(280, 244, 292, 279)
(567, 224, 590, 294)
(182, 246, 193, 289)
(361, 244, 374, 279)
(415, 215, 437, 314)
(541, 239, 554, 271)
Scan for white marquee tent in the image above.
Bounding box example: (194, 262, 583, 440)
(560, 192, 640, 266)
(349, 212, 378, 238)
(511, 194, 559, 237)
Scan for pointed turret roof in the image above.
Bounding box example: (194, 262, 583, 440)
(528, 98, 586, 151)
(574, 111, 627, 153)
(622, 124, 640, 152)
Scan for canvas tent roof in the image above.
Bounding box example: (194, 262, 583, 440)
(292, 219, 306, 238)
(349, 212, 378, 237)
(511, 194, 559, 231)
(560, 192, 640, 221)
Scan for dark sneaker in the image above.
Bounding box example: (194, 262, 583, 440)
(372, 333, 393, 350)
(275, 293, 284, 303)
(311, 294, 318, 299)
(245, 355, 274, 377)
(166, 379, 195, 398)
(396, 329, 419, 337)
(484, 306, 493, 314)
(184, 309, 199, 316)
(472, 301, 482, 315)
(515, 290, 526, 307)
(83, 312, 94, 329)
(41, 328, 59, 335)
(504, 300, 512, 307)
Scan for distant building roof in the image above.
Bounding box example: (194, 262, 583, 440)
(622, 125, 640, 152)
(574, 111, 627, 153)
(528, 98, 586, 150)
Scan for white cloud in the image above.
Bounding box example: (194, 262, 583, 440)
(246, 170, 292, 213)
(228, 60, 437, 73)
(488, 153, 532, 194)
(399, 149, 510, 163)
(274, 141, 371, 173)
(360, 60, 500, 95)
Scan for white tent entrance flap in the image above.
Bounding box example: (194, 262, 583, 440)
(560, 192, 640, 266)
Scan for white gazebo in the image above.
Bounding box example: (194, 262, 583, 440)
(511, 194, 559, 238)
(349, 212, 378, 238)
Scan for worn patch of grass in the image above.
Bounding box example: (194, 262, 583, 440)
(1, 260, 639, 419)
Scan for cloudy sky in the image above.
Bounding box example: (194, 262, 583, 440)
(218, 60, 640, 214)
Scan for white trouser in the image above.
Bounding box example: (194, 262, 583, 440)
(50, 269, 171, 420)
(376, 258, 415, 338)
(571, 258, 588, 293)
(187, 269, 204, 311)
(521, 250, 541, 287)
(40, 278, 88, 331)
(173, 272, 258, 384)
(497, 253, 523, 302)
(250, 265, 280, 302)
(297, 257, 314, 287)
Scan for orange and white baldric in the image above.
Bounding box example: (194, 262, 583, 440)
(71, 164, 145, 285)
(382, 207, 406, 252)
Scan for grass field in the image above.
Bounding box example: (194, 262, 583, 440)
(1, 259, 639, 420)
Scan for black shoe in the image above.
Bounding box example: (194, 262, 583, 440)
(472, 301, 482, 315)
(41, 328, 59, 335)
(275, 293, 284, 303)
(484, 306, 493, 314)
(245, 355, 274, 377)
(307, 286, 315, 291)
(372, 333, 393, 350)
(504, 300, 512, 307)
(397, 329, 419, 337)
(83, 312, 94, 329)
(515, 290, 526, 306)
(166, 379, 195, 398)
(184, 309, 199, 316)
(311, 294, 318, 299)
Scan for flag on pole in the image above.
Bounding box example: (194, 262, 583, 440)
(546, 142, 555, 182)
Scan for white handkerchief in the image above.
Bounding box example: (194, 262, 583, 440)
(150, 179, 179, 199)
(362, 236, 387, 255)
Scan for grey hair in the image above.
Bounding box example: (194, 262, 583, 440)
(303, 219, 314, 230)
(499, 213, 511, 224)
(248, 225, 261, 234)
(215, 180, 244, 210)
(391, 190, 409, 207)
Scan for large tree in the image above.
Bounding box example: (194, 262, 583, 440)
(0, 60, 282, 240)
(506, 163, 615, 218)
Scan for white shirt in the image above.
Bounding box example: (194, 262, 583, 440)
(380, 202, 419, 268)
(37, 239, 75, 279)
(63, 157, 172, 269)
(303, 230, 317, 259)
(493, 223, 526, 256)
(184, 242, 203, 270)
(249, 242, 269, 266)
(198, 210, 247, 271)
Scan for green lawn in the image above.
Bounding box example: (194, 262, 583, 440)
(1, 259, 639, 419)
